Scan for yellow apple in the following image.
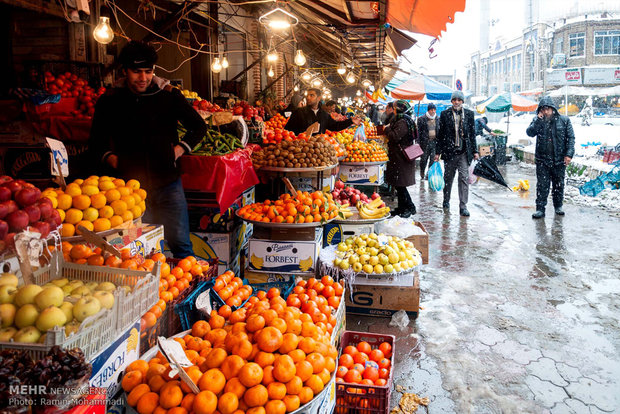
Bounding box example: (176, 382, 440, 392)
(35, 286, 65, 309)
(0, 303, 17, 328)
(50, 278, 69, 288)
(0, 285, 17, 304)
(64, 320, 81, 337)
(14, 285, 43, 307)
(95, 282, 116, 292)
(36, 306, 67, 332)
(15, 304, 39, 328)
(59, 302, 73, 321)
(0, 273, 19, 287)
(0, 327, 17, 341)
(92, 291, 115, 310)
(13, 326, 41, 343)
(73, 296, 101, 322)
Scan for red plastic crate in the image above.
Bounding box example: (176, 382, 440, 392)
(335, 331, 396, 414)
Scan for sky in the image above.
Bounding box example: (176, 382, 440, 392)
(399, 0, 620, 89)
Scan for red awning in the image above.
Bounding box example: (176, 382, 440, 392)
(387, 0, 466, 38)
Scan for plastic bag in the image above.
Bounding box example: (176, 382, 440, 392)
(428, 161, 444, 191)
(388, 309, 410, 330)
(375, 216, 426, 239)
(353, 124, 366, 141)
(468, 160, 479, 184)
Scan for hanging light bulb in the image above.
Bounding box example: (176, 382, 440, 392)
(304, 90, 308, 96)
(293, 85, 299, 92)
(93, 16, 114, 44)
(337, 62, 347, 75)
(346, 71, 356, 84)
(301, 71, 312, 81)
(294, 50, 306, 66)
(356, 90, 362, 96)
(268, 66, 275, 77)
(312, 78, 322, 87)
(221, 57, 229, 69)
(362, 79, 372, 88)
(267, 50, 278, 62)
(211, 57, 222, 73)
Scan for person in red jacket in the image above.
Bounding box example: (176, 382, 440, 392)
(89, 41, 206, 257)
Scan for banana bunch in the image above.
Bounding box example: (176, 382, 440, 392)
(127, 328, 139, 352)
(369, 174, 378, 183)
(337, 202, 354, 219)
(250, 254, 264, 269)
(357, 198, 390, 219)
(299, 256, 313, 272)
(512, 179, 530, 192)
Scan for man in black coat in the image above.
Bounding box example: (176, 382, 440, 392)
(89, 41, 206, 257)
(285, 88, 360, 135)
(526, 96, 575, 218)
(435, 91, 479, 217)
(416, 103, 439, 180)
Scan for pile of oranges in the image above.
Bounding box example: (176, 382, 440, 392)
(238, 191, 339, 224)
(320, 134, 346, 158)
(57, 242, 154, 271)
(41, 175, 147, 238)
(285, 276, 343, 337)
(343, 141, 388, 163)
(336, 340, 392, 386)
(122, 286, 338, 414)
(142, 253, 211, 330)
(264, 114, 288, 131)
(213, 271, 253, 309)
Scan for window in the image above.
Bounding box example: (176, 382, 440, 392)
(555, 37, 564, 54)
(594, 30, 620, 55)
(517, 54, 521, 70)
(569, 32, 585, 57)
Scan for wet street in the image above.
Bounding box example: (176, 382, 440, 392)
(348, 159, 620, 413)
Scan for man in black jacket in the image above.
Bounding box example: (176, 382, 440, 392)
(285, 88, 360, 135)
(417, 103, 439, 180)
(526, 96, 575, 218)
(89, 41, 206, 257)
(435, 91, 479, 216)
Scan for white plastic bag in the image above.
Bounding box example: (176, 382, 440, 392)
(375, 216, 425, 239)
(468, 159, 479, 184)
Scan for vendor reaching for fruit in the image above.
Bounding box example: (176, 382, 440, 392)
(285, 88, 361, 136)
(88, 40, 206, 258)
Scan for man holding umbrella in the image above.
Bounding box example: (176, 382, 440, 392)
(435, 91, 479, 217)
(526, 96, 575, 219)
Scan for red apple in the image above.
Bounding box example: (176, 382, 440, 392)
(15, 187, 41, 207)
(37, 202, 53, 220)
(0, 186, 11, 202)
(49, 209, 62, 226)
(0, 220, 7, 239)
(371, 192, 380, 200)
(37, 197, 53, 208)
(0, 176, 12, 185)
(15, 179, 35, 189)
(0, 200, 18, 219)
(351, 194, 360, 203)
(335, 181, 344, 190)
(5, 181, 22, 194)
(23, 205, 41, 224)
(3, 233, 15, 250)
(6, 210, 29, 232)
(32, 222, 50, 238)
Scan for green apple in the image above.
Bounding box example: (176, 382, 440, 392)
(0, 285, 17, 304)
(0, 303, 17, 328)
(50, 278, 69, 288)
(59, 302, 73, 321)
(73, 296, 101, 322)
(0, 273, 19, 287)
(96, 282, 116, 292)
(35, 286, 64, 309)
(0, 327, 17, 341)
(14, 285, 43, 307)
(92, 291, 115, 309)
(336, 242, 348, 253)
(15, 304, 39, 328)
(64, 320, 80, 337)
(36, 306, 67, 332)
(378, 254, 389, 266)
(13, 326, 41, 343)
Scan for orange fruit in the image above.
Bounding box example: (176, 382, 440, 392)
(72, 194, 91, 210)
(127, 383, 151, 407)
(159, 382, 183, 409)
(262, 365, 275, 386)
(286, 376, 303, 395)
(136, 392, 159, 414)
(305, 374, 324, 395)
(122, 370, 144, 392)
(217, 392, 239, 414)
(147, 375, 167, 393)
(283, 395, 300, 412)
(267, 382, 286, 400)
(167, 407, 187, 414)
(255, 326, 283, 352)
(197, 368, 226, 394)
(278, 333, 299, 354)
(298, 386, 314, 404)
(295, 360, 313, 382)
(193, 390, 217, 414)
(264, 400, 286, 414)
(243, 384, 268, 408)
(224, 377, 247, 399)
(272, 355, 295, 383)
(181, 367, 203, 393)
(306, 352, 326, 374)
(110, 215, 124, 227)
(127, 360, 149, 376)
(220, 355, 245, 380)
(238, 362, 263, 388)
(202, 347, 227, 370)
(181, 395, 195, 414)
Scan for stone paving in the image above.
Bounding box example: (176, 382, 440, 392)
(348, 160, 620, 413)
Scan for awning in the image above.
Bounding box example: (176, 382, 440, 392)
(389, 74, 454, 100)
(476, 92, 538, 113)
(386, 0, 466, 38)
(548, 85, 620, 97)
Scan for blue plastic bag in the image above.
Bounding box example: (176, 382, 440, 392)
(353, 125, 366, 141)
(428, 161, 444, 191)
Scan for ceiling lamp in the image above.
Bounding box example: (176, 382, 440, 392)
(267, 50, 278, 62)
(356, 90, 362, 96)
(337, 62, 347, 75)
(93, 16, 114, 44)
(211, 57, 222, 73)
(268, 66, 275, 77)
(259, 8, 299, 30)
(221, 57, 229, 69)
(293, 85, 299, 92)
(312, 78, 323, 87)
(301, 71, 312, 81)
(294, 50, 306, 66)
(362, 79, 372, 88)
(346, 71, 356, 84)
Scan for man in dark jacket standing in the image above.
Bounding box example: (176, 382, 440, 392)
(417, 103, 439, 180)
(89, 41, 206, 257)
(435, 91, 479, 217)
(526, 96, 575, 218)
(285, 88, 360, 135)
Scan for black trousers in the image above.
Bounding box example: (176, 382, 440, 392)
(535, 161, 566, 212)
(395, 186, 415, 211)
(419, 141, 436, 179)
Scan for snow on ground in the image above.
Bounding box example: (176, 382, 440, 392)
(565, 185, 620, 215)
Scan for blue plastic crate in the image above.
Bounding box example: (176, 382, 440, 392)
(210, 278, 251, 312)
(174, 280, 215, 331)
(250, 279, 295, 300)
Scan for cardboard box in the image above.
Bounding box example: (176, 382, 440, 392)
(345, 272, 419, 318)
(242, 186, 256, 206)
(218, 247, 243, 277)
(0, 254, 20, 274)
(185, 185, 254, 232)
(323, 222, 374, 247)
(109, 224, 164, 257)
(243, 271, 309, 284)
(253, 226, 316, 241)
(405, 221, 429, 264)
(350, 270, 416, 287)
(248, 228, 323, 273)
(178, 224, 243, 267)
(289, 175, 335, 193)
(89, 321, 140, 401)
(478, 145, 492, 157)
(339, 163, 385, 185)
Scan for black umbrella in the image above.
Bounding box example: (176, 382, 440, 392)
(473, 156, 509, 188)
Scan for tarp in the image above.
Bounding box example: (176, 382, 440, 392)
(389, 74, 454, 100)
(548, 85, 620, 97)
(386, 0, 466, 38)
(476, 92, 538, 113)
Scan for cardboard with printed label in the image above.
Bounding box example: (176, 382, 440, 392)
(345, 272, 419, 318)
(89, 321, 140, 400)
(248, 228, 322, 273)
(339, 163, 385, 185)
(103, 224, 164, 257)
(322, 222, 374, 247)
(182, 224, 243, 267)
(289, 175, 336, 193)
(405, 221, 429, 264)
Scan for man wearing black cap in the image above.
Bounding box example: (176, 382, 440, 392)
(416, 103, 439, 180)
(435, 91, 479, 216)
(89, 41, 206, 257)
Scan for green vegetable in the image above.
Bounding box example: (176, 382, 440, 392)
(189, 126, 244, 156)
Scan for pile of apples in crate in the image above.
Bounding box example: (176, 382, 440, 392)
(121, 275, 344, 414)
(43, 71, 106, 118)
